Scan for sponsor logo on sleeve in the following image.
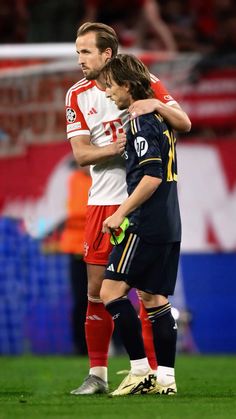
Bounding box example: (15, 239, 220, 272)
(67, 122, 81, 132)
(164, 95, 174, 102)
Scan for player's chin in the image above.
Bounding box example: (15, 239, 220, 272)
(83, 71, 91, 79)
(86, 70, 100, 80)
(115, 100, 125, 110)
(117, 104, 126, 110)
(83, 70, 93, 79)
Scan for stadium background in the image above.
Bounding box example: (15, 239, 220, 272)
(0, 0, 236, 356)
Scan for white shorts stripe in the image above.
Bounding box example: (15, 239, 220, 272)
(120, 234, 139, 274)
(125, 235, 140, 274)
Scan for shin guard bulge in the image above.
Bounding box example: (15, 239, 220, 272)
(85, 301, 114, 368)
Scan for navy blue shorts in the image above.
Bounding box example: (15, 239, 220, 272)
(104, 232, 180, 296)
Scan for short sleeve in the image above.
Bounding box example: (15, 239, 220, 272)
(131, 117, 163, 179)
(150, 74, 177, 106)
(65, 89, 90, 139)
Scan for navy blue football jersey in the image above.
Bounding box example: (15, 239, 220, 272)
(124, 112, 181, 243)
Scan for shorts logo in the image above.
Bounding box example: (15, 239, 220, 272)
(86, 315, 102, 320)
(66, 108, 76, 123)
(84, 242, 89, 257)
(107, 263, 115, 272)
(134, 136, 148, 157)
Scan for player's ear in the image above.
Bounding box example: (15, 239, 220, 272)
(104, 47, 113, 60)
(125, 81, 131, 92)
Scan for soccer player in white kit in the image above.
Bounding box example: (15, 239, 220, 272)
(66, 22, 191, 395)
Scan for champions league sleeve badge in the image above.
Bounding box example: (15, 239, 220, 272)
(66, 108, 77, 123)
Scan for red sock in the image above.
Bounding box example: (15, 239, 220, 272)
(85, 301, 114, 368)
(139, 300, 158, 370)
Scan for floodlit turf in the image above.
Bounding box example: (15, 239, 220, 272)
(0, 355, 235, 419)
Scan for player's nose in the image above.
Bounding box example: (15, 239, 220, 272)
(78, 55, 84, 65)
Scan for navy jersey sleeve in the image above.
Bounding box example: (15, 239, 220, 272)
(130, 115, 163, 179)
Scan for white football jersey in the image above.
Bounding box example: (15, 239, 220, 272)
(66, 78, 128, 205)
(65, 76, 177, 205)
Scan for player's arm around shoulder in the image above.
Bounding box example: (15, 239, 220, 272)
(128, 74, 191, 133)
(70, 134, 126, 166)
(129, 99, 191, 133)
(155, 101, 191, 133)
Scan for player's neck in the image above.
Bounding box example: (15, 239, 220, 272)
(95, 74, 106, 91)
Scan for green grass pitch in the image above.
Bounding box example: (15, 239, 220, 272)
(0, 355, 235, 419)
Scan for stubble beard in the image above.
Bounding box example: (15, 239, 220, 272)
(84, 68, 101, 81)
(117, 98, 130, 110)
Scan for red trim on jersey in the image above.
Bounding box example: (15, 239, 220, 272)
(150, 74, 176, 104)
(65, 78, 95, 106)
(65, 74, 177, 139)
(95, 80, 106, 92)
(66, 79, 98, 137)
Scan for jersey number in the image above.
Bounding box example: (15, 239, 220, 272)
(164, 130, 178, 182)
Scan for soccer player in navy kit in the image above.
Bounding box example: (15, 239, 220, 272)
(100, 54, 182, 396)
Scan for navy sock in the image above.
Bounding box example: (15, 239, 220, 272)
(146, 303, 177, 367)
(106, 298, 146, 360)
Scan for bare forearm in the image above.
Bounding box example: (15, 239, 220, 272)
(144, 0, 177, 52)
(70, 135, 126, 166)
(102, 175, 161, 232)
(156, 102, 191, 133)
(117, 176, 161, 218)
(72, 143, 116, 166)
(129, 100, 191, 133)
